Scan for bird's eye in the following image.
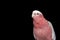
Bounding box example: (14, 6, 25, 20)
(34, 13, 36, 15)
(34, 13, 39, 15)
(37, 13, 39, 15)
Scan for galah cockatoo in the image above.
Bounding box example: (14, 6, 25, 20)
(32, 10, 56, 40)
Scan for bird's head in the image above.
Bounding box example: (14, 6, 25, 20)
(32, 10, 47, 28)
(32, 10, 44, 23)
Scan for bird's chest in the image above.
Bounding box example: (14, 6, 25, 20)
(34, 26, 52, 39)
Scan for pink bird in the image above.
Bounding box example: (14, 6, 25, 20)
(32, 10, 56, 40)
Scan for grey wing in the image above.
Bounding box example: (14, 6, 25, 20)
(48, 21, 56, 40)
(33, 29, 37, 40)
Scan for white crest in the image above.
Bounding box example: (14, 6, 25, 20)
(32, 10, 42, 17)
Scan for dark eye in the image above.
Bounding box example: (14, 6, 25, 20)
(37, 13, 39, 15)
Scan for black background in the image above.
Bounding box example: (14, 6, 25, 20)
(1, 0, 59, 40)
(20, 0, 58, 40)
